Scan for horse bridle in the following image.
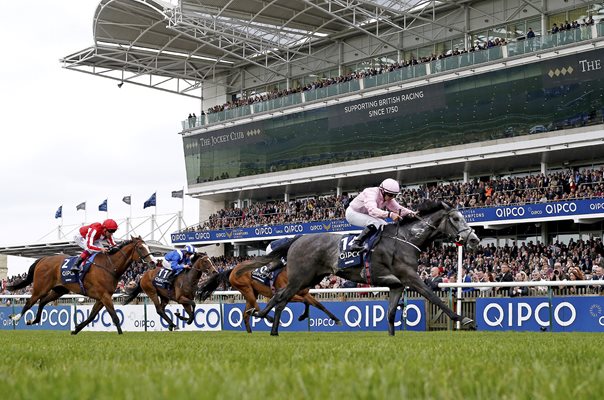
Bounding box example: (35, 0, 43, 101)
(415, 210, 475, 244)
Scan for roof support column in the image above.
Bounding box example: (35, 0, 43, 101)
(338, 41, 344, 76)
(541, 0, 548, 36)
(464, 5, 471, 51)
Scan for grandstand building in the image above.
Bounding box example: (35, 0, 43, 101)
(62, 0, 604, 257)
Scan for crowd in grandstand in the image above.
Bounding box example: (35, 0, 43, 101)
(182, 167, 604, 232)
(200, 18, 596, 117)
(2, 238, 603, 302)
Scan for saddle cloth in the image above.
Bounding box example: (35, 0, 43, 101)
(60, 254, 97, 284)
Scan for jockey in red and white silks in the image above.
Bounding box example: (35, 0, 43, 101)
(346, 178, 416, 252)
(71, 219, 118, 272)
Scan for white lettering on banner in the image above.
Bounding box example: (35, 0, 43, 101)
(283, 224, 303, 233)
(545, 203, 577, 215)
(199, 131, 248, 148)
(495, 207, 525, 218)
(344, 305, 386, 328)
(21, 309, 70, 327)
(483, 302, 577, 327)
(599, 316, 604, 326)
(194, 232, 211, 240)
(310, 318, 336, 327)
(228, 308, 243, 327)
(252, 307, 293, 327)
(589, 203, 604, 211)
(255, 227, 273, 235)
(578, 58, 602, 72)
(162, 306, 221, 330)
(399, 304, 422, 327)
(172, 233, 187, 242)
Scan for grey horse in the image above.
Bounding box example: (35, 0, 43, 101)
(237, 200, 480, 336)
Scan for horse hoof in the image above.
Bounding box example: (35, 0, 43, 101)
(270, 332, 279, 337)
(9, 313, 21, 322)
(461, 317, 474, 326)
(71, 331, 77, 335)
(173, 325, 179, 331)
(244, 308, 256, 316)
(26, 320, 34, 326)
(336, 320, 343, 326)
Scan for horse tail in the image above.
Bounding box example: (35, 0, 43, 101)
(6, 259, 41, 291)
(235, 235, 301, 277)
(197, 269, 232, 301)
(122, 282, 142, 305)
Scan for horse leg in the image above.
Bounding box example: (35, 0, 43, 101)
(72, 300, 104, 335)
(301, 294, 342, 325)
(254, 291, 280, 319)
(99, 293, 123, 335)
(28, 288, 69, 325)
(269, 286, 299, 336)
(406, 274, 471, 326)
(386, 286, 403, 336)
(176, 299, 195, 324)
(10, 291, 46, 323)
(243, 300, 254, 333)
(153, 294, 177, 331)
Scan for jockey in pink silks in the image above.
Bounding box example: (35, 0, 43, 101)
(345, 178, 416, 252)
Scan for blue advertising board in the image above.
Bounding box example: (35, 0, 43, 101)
(172, 199, 604, 244)
(221, 300, 426, 332)
(476, 296, 604, 332)
(0, 305, 71, 331)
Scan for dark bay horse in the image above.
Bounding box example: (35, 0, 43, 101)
(238, 200, 480, 336)
(122, 253, 217, 331)
(198, 260, 341, 333)
(7, 236, 152, 334)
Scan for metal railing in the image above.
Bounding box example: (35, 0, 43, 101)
(182, 24, 603, 129)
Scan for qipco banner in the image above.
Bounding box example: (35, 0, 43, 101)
(71, 304, 221, 332)
(476, 297, 604, 332)
(222, 300, 426, 332)
(0, 305, 71, 330)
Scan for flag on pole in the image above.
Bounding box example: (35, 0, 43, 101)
(98, 199, 108, 212)
(122, 196, 131, 205)
(76, 202, 86, 211)
(143, 193, 156, 209)
(55, 206, 62, 219)
(171, 190, 184, 199)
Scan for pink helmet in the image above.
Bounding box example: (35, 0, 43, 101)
(380, 178, 400, 195)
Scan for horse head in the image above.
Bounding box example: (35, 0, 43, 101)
(191, 252, 218, 274)
(129, 236, 153, 264)
(434, 202, 480, 248)
(414, 200, 480, 248)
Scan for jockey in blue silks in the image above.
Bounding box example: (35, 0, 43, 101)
(162, 244, 196, 277)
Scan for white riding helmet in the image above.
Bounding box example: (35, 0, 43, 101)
(380, 178, 400, 196)
(184, 244, 196, 253)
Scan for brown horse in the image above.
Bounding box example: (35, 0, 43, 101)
(7, 236, 152, 335)
(122, 253, 217, 331)
(198, 260, 341, 333)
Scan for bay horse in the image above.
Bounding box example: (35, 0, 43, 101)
(238, 200, 480, 336)
(198, 260, 341, 333)
(7, 236, 152, 335)
(122, 253, 217, 331)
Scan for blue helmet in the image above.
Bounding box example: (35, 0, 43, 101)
(184, 244, 196, 254)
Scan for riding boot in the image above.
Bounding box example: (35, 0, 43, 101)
(350, 225, 378, 252)
(70, 256, 85, 273)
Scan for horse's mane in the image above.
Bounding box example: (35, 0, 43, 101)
(107, 240, 133, 255)
(415, 199, 447, 216)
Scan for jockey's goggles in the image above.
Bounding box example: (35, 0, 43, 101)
(106, 229, 117, 234)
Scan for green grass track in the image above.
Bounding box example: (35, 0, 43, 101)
(1, 331, 603, 400)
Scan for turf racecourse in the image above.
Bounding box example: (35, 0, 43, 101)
(1, 331, 602, 400)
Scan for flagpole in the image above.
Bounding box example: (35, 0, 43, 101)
(129, 195, 132, 236)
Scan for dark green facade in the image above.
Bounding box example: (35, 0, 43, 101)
(184, 48, 604, 185)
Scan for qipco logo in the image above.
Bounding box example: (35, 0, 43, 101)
(75, 308, 124, 327)
(160, 307, 221, 330)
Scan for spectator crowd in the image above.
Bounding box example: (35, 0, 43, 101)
(181, 167, 604, 232)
